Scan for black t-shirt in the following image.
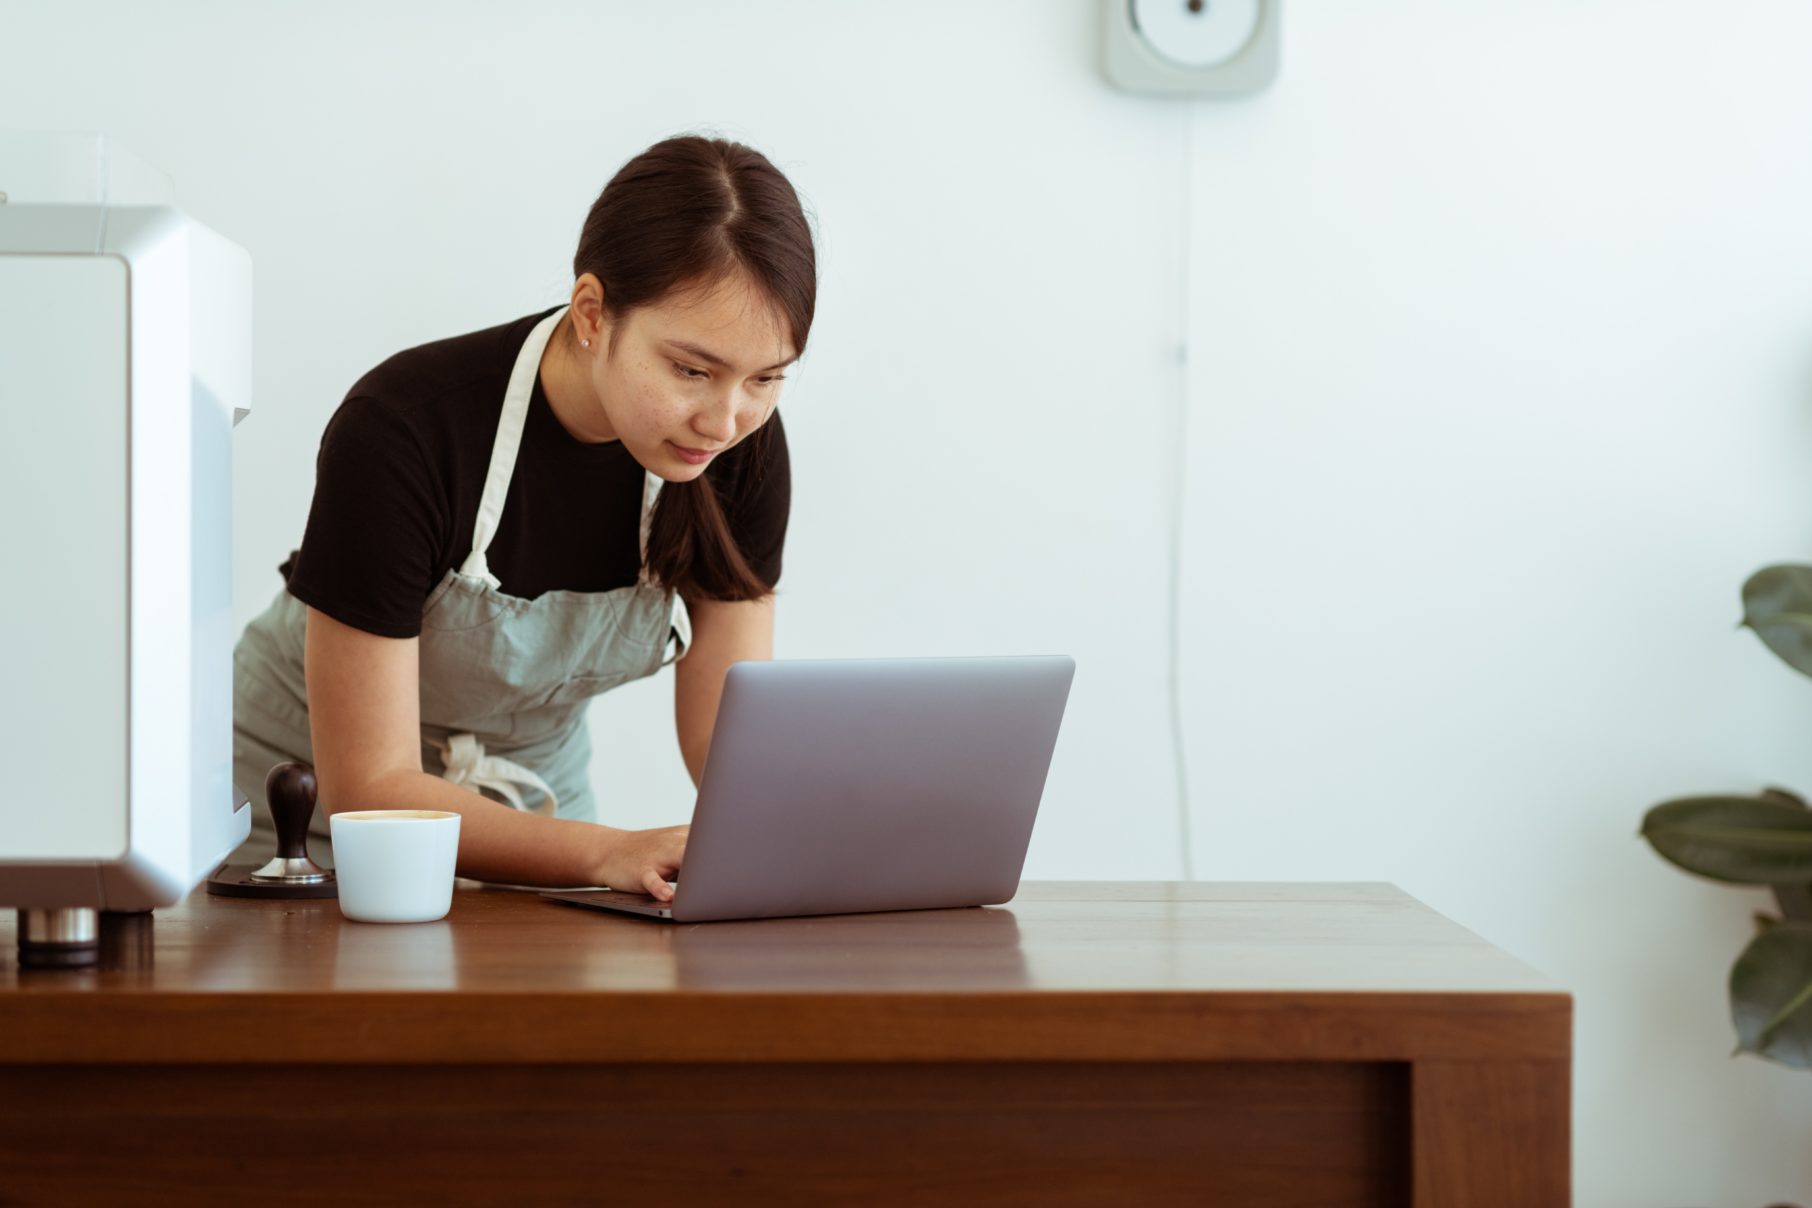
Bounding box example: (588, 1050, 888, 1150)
(280, 305, 790, 639)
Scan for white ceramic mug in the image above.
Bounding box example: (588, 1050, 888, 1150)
(328, 810, 461, 923)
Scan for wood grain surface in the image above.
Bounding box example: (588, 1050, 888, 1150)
(0, 882, 1571, 1205)
(0, 1062, 1411, 1207)
(0, 881, 1567, 1065)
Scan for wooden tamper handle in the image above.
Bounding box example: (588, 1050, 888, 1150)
(265, 763, 319, 859)
(250, 762, 331, 884)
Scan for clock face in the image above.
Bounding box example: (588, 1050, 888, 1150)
(1130, 0, 1262, 69)
(1103, 0, 1280, 98)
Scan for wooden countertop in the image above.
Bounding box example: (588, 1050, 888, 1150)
(0, 881, 1569, 1066)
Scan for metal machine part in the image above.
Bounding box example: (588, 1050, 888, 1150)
(17, 906, 100, 969)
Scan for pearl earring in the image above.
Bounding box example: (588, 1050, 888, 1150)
(581, 338, 590, 349)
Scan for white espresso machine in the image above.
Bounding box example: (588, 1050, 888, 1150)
(0, 132, 254, 967)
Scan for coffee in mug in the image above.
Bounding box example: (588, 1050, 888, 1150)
(328, 809, 461, 923)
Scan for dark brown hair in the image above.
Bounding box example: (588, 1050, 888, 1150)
(566, 134, 817, 601)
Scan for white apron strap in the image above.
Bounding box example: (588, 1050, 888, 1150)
(638, 469, 692, 665)
(434, 732, 559, 817)
(458, 305, 570, 589)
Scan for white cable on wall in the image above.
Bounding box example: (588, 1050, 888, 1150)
(1168, 99, 1197, 882)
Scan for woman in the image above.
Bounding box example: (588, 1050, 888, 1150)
(230, 135, 814, 901)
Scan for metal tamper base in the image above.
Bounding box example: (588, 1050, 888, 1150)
(207, 763, 339, 899)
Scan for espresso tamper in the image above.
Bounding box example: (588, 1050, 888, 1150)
(206, 763, 338, 899)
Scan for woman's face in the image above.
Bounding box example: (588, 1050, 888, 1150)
(568, 270, 797, 482)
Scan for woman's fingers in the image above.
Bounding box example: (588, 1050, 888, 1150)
(642, 866, 673, 900)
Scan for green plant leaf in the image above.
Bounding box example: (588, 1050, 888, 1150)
(1760, 786, 1812, 811)
(1740, 565, 1812, 678)
(1641, 795, 1812, 884)
(1730, 923, 1812, 1068)
(1775, 884, 1812, 923)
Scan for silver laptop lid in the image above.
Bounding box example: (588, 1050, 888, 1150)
(666, 655, 1074, 922)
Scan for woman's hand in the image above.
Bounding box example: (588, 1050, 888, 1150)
(592, 824, 688, 900)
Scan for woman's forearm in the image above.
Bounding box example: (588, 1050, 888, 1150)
(673, 595, 776, 788)
(674, 677, 720, 788)
(326, 770, 615, 888)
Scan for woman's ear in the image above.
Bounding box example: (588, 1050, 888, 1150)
(570, 273, 611, 348)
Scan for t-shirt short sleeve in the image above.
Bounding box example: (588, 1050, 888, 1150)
(283, 396, 447, 639)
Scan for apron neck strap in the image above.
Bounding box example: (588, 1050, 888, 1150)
(458, 304, 667, 590)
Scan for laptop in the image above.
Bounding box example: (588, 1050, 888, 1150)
(541, 654, 1075, 923)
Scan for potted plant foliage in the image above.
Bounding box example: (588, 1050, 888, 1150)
(1642, 565, 1812, 1069)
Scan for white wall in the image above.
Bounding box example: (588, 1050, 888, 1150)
(1182, 5, 1812, 1204)
(5, 0, 1812, 1201)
